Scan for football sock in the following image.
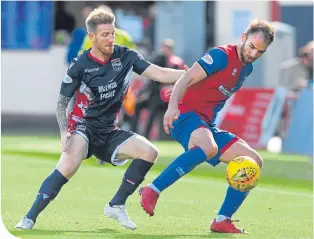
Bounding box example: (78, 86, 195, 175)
(150, 147, 207, 193)
(217, 186, 249, 218)
(110, 159, 153, 206)
(26, 169, 68, 222)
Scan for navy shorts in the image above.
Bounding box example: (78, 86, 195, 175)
(69, 123, 136, 166)
(170, 111, 239, 166)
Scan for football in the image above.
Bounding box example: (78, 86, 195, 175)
(226, 156, 261, 192)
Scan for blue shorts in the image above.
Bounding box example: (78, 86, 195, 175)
(170, 111, 239, 167)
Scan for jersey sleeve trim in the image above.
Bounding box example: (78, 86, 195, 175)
(197, 61, 209, 75)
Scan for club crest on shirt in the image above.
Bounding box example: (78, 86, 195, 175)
(111, 58, 122, 71)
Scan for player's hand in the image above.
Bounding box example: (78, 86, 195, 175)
(163, 106, 180, 134)
(61, 131, 71, 152)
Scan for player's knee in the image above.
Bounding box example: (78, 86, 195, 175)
(146, 145, 159, 162)
(190, 128, 218, 158)
(211, 143, 219, 158)
(200, 143, 218, 159)
(138, 143, 159, 162)
(57, 153, 79, 179)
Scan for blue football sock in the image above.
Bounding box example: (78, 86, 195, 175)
(151, 147, 207, 192)
(26, 169, 68, 222)
(218, 186, 249, 218)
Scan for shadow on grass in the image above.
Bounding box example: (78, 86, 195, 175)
(10, 228, 235, 239)
(10, 228, 118, 237)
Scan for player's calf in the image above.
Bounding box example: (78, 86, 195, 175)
(16, 168, 69, 228)
(109, 135, 157, 207)
(140, 146, 209, 216)
(213, 139, 263, 233)
(110, 158, 155, 206)
(16, 134, 87, 229)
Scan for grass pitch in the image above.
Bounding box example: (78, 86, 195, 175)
(1, 136, 313, 239)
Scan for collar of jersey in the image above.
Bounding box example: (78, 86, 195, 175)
(88, 49, 111, 65)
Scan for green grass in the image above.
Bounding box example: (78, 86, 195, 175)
(1, 136, 313, 239)
(2, 136, 312, 190)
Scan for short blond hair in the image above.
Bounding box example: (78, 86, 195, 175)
(245, 19, 275, 45)
(85, 9, 115, 33)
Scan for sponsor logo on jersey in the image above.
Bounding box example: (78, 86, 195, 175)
(85, 68, 99, 73)
(232, 68, 238, 76)
(63, 74, 73, 84)
(111, 58, 122, 71)
(98, 81, 118, 100)
(98, 82, 118, 93)
(201, 53, 213, 65)
(217, 85, 235, 98)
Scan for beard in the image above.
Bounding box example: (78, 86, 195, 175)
(240, 44, 250, 65)
(100, 46, 114, 56)
(94, 40, 114, 56)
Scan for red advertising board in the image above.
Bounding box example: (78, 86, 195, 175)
(219, 88, 275, 148)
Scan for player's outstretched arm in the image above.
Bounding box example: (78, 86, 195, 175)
(141, 64, 187, 84)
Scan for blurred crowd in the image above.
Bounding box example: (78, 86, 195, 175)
(280, 40, 314, 97)
(277, 40, 314, 138)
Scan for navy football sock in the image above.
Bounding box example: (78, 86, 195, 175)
(151, 147, 207, 193)
(218, 186, 249, 218)
(26, 169, 68, 222)
(110, 159, 153, 206)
